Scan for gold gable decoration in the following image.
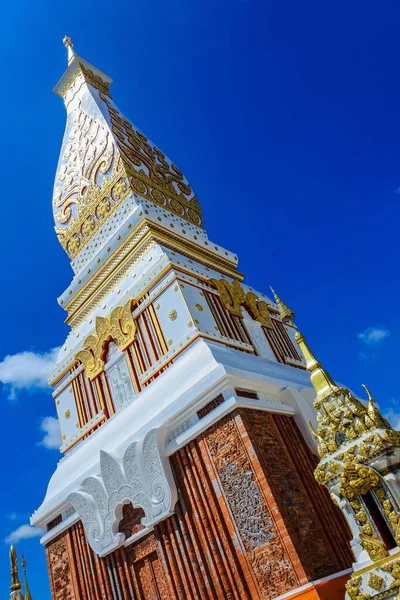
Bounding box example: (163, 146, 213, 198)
(76, 298, 137, 379)
(210, 279, 273, 329)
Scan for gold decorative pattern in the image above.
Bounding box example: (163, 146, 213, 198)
(360, 534, 388, 562)
(345, 576, 369, 600)
(368, 573, 383, 591)
(210, 279, 273, 328)
(296, 325, 400, 583)
(340, 463, 380, 499)
(76, 298, 137, 379)
(10, 546, 22, 591)
(376, 487, 400, 546)
(168, 310, 177, 321)
(270, 287, 296, 323)
(55, 162, 129, 258)
(195, 303, 203, 312)
(64, 409, 71, 419)
(54, 54, 202, 260)
(58, 62, 111, 100)
(295, 331, 399, 458)
(101, 92, 202, 229)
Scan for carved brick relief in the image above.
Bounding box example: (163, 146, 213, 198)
(125, 533, 173, 600)
(46, 534, 74, 600)
(204, 412, 298, 598)
(45, 412, 351, 600)
(242, 409, 351, 580)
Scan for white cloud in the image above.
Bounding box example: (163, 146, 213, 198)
(0, 347, 59, 400)
(383, 408, 400, 430)
(5, 524, 43, 544)
(39, 416, 61, 450)
(358, 326, 390, 346)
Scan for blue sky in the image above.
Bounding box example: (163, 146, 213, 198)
(0, 0, 399, 596)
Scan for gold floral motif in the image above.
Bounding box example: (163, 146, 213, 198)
(168, 310, 177, 321)
(113, 179, 128, 200)
(82, 217, 96, 237)
(210, 278, 273, 328)
(368, 573, 383, 591)
(382, 559, 400, 585)
(64, 409, 71, 419)
(360, 534, 388, 562)
(131, 178, 147, 195)
(340, 463, 380, 499)
(345, 575, 370, 600)
(96, 198, 111, 219)
(55, 161, 128, 258)
(195, 303, 203, 312)
(76, 298, 137, 379)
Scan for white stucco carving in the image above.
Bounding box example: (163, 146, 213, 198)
(67, 428, 177, 556)
(105, 343, 135, 411)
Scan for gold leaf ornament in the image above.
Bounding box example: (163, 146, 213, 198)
(76, 298, 137, 379)
(210, 278, 273, 328)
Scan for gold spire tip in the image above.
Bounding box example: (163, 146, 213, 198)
(9, 545, 22, 591)
(361, 383, 374, 403)
(269, 285, 295, 322)
(63, 35, 73, 49)
(295, 330, 338, 398)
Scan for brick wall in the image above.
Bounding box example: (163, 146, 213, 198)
(45, 409, 352, 599)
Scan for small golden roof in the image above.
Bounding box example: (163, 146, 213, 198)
(270, 287, 295, 322)
(294, 329, 397, 458)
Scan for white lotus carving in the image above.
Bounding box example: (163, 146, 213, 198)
(67, 428, 177, 556)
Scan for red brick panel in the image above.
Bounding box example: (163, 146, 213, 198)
(45, 409, 352, 600)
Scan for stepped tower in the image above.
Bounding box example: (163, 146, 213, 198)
(32, 39, 354, 599)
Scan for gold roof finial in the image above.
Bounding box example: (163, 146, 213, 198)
(63, 35, 75, 65)
(21, 553, 32, 600)
(362, 384, 388, 429)
(270, 286, 295, 323)
(295, 330, 338, 399)
(9, 546, 22, 592)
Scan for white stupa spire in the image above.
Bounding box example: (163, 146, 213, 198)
(63, 35, 75, 65)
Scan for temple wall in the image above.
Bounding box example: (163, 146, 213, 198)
(45, 409, 352, 599)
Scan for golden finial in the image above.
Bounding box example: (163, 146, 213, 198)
(295, 331, 338, 399)
(362, 384, 388, 429)
(362, 383, 374, 404)
(9, 546, 22, 591)
(270, 286, 295, 323)
(21, 553, 33, 600)
(63, 35, 75, 65)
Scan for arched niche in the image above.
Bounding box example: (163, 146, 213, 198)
(117, 502, 145, 540)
